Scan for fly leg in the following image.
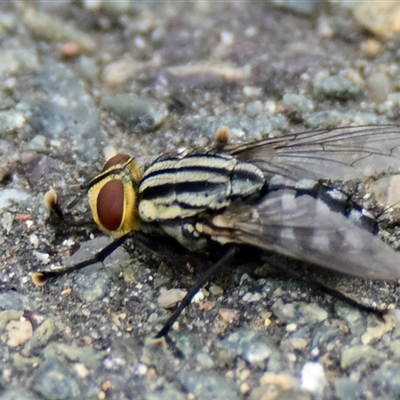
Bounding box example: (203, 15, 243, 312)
(264, 255, 387, 318)
(32, 233, 132, 285)
(311, 281, 386, 318)
(155, 246, 238, 338)
(33, 230, 189, 285)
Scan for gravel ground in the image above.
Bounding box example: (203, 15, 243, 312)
(2, 1, 400, 399)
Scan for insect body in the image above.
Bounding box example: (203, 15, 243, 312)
(87, 125, 400, 278)
(91, 152, 265, 251)
(37, 125, 400, 336)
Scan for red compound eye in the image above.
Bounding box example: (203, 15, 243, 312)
(96, 180, 124, 231)
(103, 154, 131, 171)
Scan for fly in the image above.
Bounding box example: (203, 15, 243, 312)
(35, 125, 400, 337)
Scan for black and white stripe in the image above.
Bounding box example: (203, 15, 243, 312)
(138, 154, 265, 222)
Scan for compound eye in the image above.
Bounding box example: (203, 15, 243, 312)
(96, 180, 124, 231)
(103, 153, 131, 171)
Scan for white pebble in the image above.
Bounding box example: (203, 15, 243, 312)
(301, 362, 326, 398)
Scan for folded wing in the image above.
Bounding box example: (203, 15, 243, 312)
(210, 189, 400, 280)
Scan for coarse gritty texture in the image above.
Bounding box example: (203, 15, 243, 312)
(2, 2, 400, 399)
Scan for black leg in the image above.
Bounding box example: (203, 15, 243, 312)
(32, 233, 132, 284)
(32, 231, 196, 286)
(155, 246, 238, 338)
(33, 230, 190, 285)
(263, 255, 387, 318)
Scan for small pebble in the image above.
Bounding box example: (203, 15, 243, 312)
(341, 345, 381, 369)
(366, 72, 393, 103)
(102, 93, 168, 133)
(158, 288, 187, 308)
(353, 2, 400, 40)
(32, 359, 82, 399)
(301, 362, 326, 398)
(6, 319, 33, 347)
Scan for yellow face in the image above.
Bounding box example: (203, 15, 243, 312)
(87, 154, 143, 237)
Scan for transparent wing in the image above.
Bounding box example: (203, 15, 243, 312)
(222, 125, 400, 183)
(209, 189, 400, 280)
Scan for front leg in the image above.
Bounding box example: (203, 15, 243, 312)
(32, 230, 189, 285)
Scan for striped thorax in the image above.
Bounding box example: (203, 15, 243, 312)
(138, 153, 265, 221)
